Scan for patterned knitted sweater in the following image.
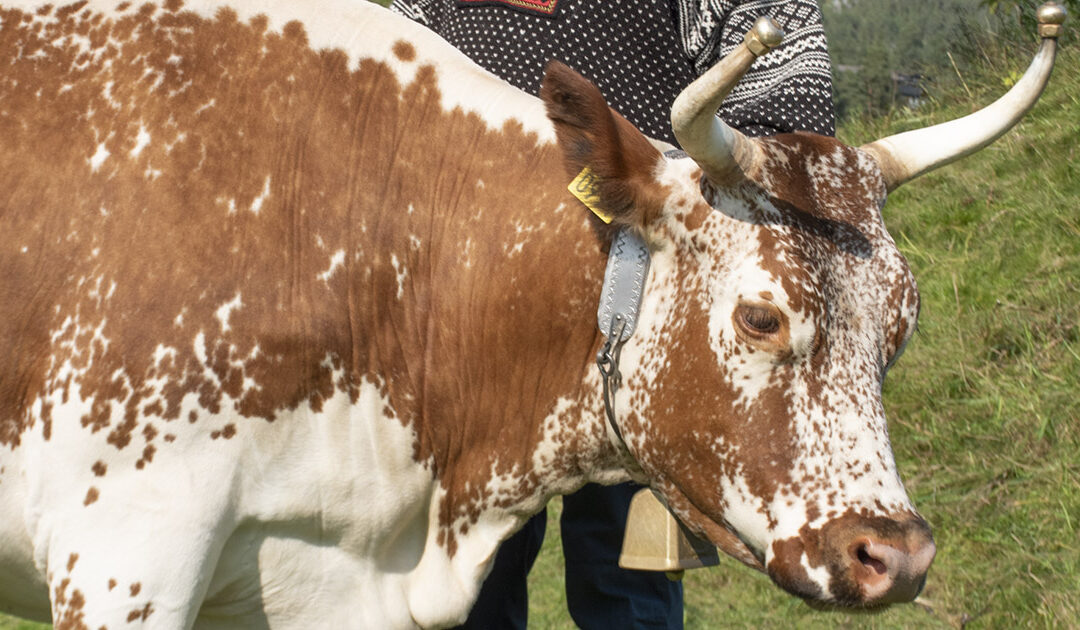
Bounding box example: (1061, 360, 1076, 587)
(389, 0, 835, 143)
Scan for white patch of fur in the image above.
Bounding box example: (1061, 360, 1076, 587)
(719, 470, 772, 554)
(194, 98, 216, 115)
(88, 142, 109, 172)
(151, 343, 177, 367)
(406, 485, 512, 629)
(318, 249, 346, 283)
(193, 331, 209, 365)
(801, 553, 834, 599)
(214, 293, 243, 333)
(101, 80, 120, 109)
(249, 177, 271, 215)
(461, 238, 475, 269)
(391, 254, 407, 299)
(767, 490, 811, 542)
(129, 124, 151, 158)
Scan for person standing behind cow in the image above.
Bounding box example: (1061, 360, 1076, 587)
(387, 0, 835, 627)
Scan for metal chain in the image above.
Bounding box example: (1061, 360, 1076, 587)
(596, 313, 629, 447)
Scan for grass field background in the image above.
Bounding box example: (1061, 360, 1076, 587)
(3, 12, 1077, 630)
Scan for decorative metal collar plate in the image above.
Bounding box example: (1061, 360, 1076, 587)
(597, 228, 651, 343)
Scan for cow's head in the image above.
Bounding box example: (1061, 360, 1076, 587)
(541, 7, 1064, 609)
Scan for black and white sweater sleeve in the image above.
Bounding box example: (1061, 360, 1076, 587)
(388, 0, 834, 142)
(675, 0, 835, 136)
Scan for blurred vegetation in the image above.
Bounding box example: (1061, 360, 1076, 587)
(0, 619, 46, 630)
(824, 0, 984, 118)
(983, 0, 1079, 24)
(823, 0, 1075, 121)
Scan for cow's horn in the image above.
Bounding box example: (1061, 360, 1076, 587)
(671, 17, 784, 184)
(861, 2, 1067, 192)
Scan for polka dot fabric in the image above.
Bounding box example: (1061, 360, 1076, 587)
(390, 0, 835, 143)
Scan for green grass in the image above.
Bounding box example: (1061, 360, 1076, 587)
(4, 21, 1077, 630)
(0, 617, 47, 630)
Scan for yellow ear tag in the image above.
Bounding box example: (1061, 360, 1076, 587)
(568, 167, 614, 224)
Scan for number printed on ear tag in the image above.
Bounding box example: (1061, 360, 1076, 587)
(569, 167, 614, 224)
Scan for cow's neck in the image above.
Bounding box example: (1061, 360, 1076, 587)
(353, 118, 651, 624)
(350, 102, 642, 535)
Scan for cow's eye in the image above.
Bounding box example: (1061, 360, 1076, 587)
(732, 302, 792, 353)
(739, 305, 780, 336)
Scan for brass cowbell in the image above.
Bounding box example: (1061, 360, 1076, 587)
(618, 488, 720, 580)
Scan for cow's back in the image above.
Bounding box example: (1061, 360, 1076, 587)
(0, 1, 594, 627)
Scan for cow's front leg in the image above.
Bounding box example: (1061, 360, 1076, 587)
(42, 508, 232, 630)
(29, 447, 238, 630)
(42, 506, 232, 630)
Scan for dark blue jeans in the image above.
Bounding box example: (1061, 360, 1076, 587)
(455, 482, 684, 629)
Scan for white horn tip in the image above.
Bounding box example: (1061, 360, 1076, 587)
(744, 17, 785, 56)
(1038, 2, 1067, 38)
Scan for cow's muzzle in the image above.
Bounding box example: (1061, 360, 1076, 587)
(768, 511, 935, 608)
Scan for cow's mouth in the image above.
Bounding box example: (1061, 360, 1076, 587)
(671, 485, 934, 609)
(656, 479, 924, 609)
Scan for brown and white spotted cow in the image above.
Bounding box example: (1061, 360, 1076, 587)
(0, 0, 1065, 627)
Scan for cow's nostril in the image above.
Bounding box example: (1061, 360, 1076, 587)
(855, 543, 888, 576)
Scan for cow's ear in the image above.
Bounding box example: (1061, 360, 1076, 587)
(540, 61, 665, 228)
